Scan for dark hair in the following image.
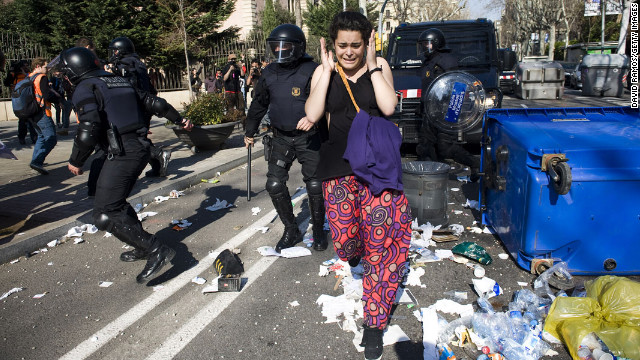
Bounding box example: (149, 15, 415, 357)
(75, 37, 95, 49)
(251, 58, 259, 65)
(31, 57, 47, 69)
(329, 11, 372, 46)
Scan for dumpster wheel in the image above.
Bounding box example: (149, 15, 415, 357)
(551, 162, 572, 195)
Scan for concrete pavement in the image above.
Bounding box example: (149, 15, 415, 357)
(0, 116, 263, 264)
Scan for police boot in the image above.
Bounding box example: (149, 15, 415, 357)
(271, 191, 301, 253)
(308, 194, 328, 251)
(136, 240, 175, 283)
(107, 220, 152, 262)
(146, 146, 171, 177)
(360, 326, 384, 360)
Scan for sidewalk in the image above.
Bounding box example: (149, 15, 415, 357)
(0, 116, 263, 264)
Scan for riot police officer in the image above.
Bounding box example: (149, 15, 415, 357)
(243, 24, 327, 252)
(108, 36, 171, 177)
(52, 47, 193, 283)
(417, 28, 479, 176)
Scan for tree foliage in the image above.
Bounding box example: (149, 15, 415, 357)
(389, 0, 469, 24)
(259, 0, 296, 36)
(304, 0, 378, 41)
(0, 0, 237, 68)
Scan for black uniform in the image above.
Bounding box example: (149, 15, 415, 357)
(417, 52, 479, 172)
(245, 56, 326, 251)
(69, 68, 184, 283)
(112, 53, 169, 177)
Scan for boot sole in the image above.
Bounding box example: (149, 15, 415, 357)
(136, 248, 175, 283)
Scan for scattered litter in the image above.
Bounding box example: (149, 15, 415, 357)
(169, 190, 184, 198)
(257, 246, 312, 258)
(450, 188, 460, 192)
(33, 292, 47, 299)
(74, 238, 85, 244)
(289, 301, 300, 307)
(457, 175, 470, 183)
(202, 276, 220, 293)
(91, 336, 98, 342)
(154, 196, 170, 203)
(206, 198, 233, 211)
(453, 210, 463, 215)
(443, 291, 468, 302)
(451, 255, 469, 264)
(434, 249, 454, 260)
(472, 277, 502, 298)
(153, 285, 164, 291)
(430, 298, 474, 317)
(448, 224, 464, 237)
(251, 207, 261, 215)
(201, 178, 220, 184)
(133, 203, 146, 213)
(171, 219, 192, 228)
(99, 281, 113, 288)
(47, 262, 53, 266)
(104, 232, 113, 238)
(463, 199, 480, 210)
(405, 267, 426, 287)
(465, 263, 486, 278)
(0, 287, 23, 300)
(451, 242, 493, 265)
(47, 239, 59, 248)
(352, 325, 410, 352)
(10, 259, 19, 264)
(192, 277, 207, 285)
(395, 288, 418, 305)
(256, 226, 269, 234)
(137, 211, 158, 221)
(517, 281, 529, 287)
(498, 253, 509, 260)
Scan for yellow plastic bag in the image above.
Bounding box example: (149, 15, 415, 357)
(543, 276, 640, 359)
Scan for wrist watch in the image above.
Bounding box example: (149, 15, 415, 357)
(368, 66, 383, 75)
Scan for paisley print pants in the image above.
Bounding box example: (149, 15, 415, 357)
(323, 176, 412, 329)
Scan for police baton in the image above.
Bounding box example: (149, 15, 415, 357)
(247, 145, 251, 201)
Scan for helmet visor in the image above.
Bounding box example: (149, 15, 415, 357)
(267, 40, 297, 63)
(417, 40, 435, 56)
(47, 55, 64, 72)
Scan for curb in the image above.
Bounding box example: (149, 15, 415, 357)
(0, 147, 263, 265)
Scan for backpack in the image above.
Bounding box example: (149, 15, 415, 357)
(11, 74, 42, 118)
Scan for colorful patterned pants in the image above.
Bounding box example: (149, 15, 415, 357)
(323, 176, 412, 329)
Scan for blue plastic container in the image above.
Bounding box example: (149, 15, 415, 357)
(480, 107, 640, 275)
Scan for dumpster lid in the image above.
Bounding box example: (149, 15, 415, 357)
(581, 54, 629, 68)
(402, 161, 451, 175)
(424, 71, 486, 135)
(484, 107, 640, 169)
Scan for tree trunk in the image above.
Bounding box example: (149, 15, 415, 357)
(180, 0, 193, 100)
(562, 0, 570, 60)
(617, 0, 630, 54)
(295, 0, 302, 28)
(548, 24, 556, 60)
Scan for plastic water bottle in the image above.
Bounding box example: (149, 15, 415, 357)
(577, 346, 595, 360)
(507, 307, 528, 343)
(477, 296, 496, 314)
(436, 343, 457, 360)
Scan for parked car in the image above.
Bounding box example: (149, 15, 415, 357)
(558, 61, 578, 86)
(569, 63, 583, 89)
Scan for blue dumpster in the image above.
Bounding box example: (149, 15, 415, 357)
(480, 107, 640, 275)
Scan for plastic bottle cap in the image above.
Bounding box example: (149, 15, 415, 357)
(474, 265, 485, 277)
(482, 346, 490, 354)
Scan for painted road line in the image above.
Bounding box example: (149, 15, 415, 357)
(61, 191, 308, 360)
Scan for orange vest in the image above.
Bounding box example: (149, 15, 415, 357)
(10, 73, 26, 90)
(28, 72, 52, 118)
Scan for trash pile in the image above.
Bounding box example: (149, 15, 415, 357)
(315, 211, 640, 360)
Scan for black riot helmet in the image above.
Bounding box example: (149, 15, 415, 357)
(266, 24, 306, 63)
(109, 36, 136, 61)
(417, 28, 446, 57)
(49, 47, 103, 85)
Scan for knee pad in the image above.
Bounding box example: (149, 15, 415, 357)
(265, 178, 286, 196)
(306, 180, 323, 196)
(93, 213, 113, 232)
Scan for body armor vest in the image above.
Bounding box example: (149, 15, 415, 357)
(262, 60, 318, 131)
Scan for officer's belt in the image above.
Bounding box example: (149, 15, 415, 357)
(272, 127, 315, 137)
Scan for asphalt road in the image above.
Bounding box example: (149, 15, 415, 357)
(0, 89, 636, 360)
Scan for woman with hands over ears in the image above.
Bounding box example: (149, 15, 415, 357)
(304, 11, 412, 360)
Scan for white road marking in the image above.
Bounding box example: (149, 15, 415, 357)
(146, 255, 278, 359)
(61, 192, 308, 360)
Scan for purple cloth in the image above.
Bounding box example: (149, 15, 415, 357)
(343, 110, 403, 195)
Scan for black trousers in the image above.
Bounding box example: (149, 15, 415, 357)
(18, 118, 37, 143)
(93, 135, 150, 224)
(267, 129, 321, 188)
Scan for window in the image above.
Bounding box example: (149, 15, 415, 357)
(386, 10, 390, 17)
(386, 22, 390, 31)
